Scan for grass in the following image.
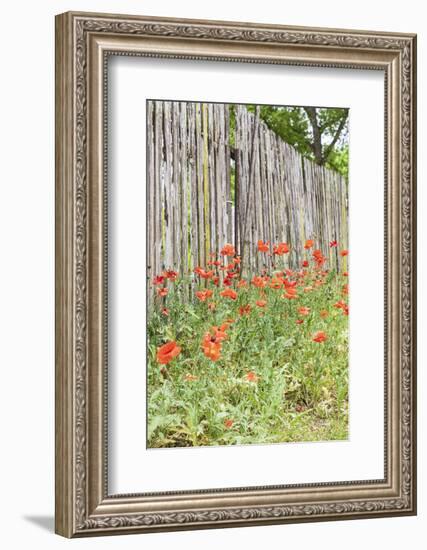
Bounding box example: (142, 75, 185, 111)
(147, 244, 349, 448)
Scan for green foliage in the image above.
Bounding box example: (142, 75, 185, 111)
(246, 104, 349, 178)
(147, 262, 349, 448)
(326, 144, 349, 180)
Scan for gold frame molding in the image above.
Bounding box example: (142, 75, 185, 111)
(55, 11, 417, 538)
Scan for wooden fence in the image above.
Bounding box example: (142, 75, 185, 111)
(147, 100, 348, 287)
(234, 105, 348, 274)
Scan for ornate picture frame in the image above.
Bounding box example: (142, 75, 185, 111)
(55, 11, 417, 537)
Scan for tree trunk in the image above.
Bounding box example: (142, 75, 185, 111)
(304, 107, 323, 165)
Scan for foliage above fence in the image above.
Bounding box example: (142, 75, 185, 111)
(146, 100, 348, 293)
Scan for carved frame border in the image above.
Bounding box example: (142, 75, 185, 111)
(55, 11, 416, 537)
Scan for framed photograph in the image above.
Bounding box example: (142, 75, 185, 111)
(55, 11, 417, 537)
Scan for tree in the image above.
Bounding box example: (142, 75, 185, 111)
(248, 105, 349, 177)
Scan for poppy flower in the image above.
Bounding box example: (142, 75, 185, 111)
(245, 371, 259, 383)
(195, 289, 213, 302)
(269, 277, 283, 290)
(211, 325, 228, 341)
(334, 300, 346, 309)
(239, 304, 251, 316)
(304, 239, 314, 249)
(283, 279, 297, 289)
(220, 288, 237, 300)
(296, 319, 304, 325)
(163, 270, 178, 280)
(223, 277, 233, 287)
(283, 287, 298, 299)
(202, 338, 222, 361)
(257, 240, 269, 252)
(252, 276, 267, 288)
(329, 240, 338, 247)
(156, 341, 181, 364)
(273, 242, 290, 255)
(184, 373, 198, 382)
(256, 299, 267, 308)
(161, 308, 169, 316)
(340, 249, 349, 257)
(233, 257, 241, 264)
(320, 309, 329, 318)
(194, 266, 210, 278)
(157, 287, 168, 297)
(298, 306, 310, 316)
(313, 249, 326, 267)
(302, 260, 309, 268)
(212, 276, 220, 286)
(343, 271, 349, 277)
(220, 243, 236, 257)
(224, 419, 234, 429)
(153, 275, 165, 285)
(342, 304, 349, 315)
(342, 284, 349, 295)
(312, 331, 327, 343)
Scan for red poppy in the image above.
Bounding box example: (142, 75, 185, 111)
(312, 249, 326, 267)
(161, 308, 169, 316)
(343, 271, 349, 277)
(224, 419, 234, 429)
(156, 341, 181, 364)
(153, 275, 165, 285)
(342, 284, 349, 295)
(252, 276, 267, 288)
(283, 279, 297, 289)
(257, 240, 269, 252)
(302, 260, 309, 268)
(269, 277, 283, 289)
(273, 242, 290, 255)
(223, 277, 233, 287)
(283, 288, 298, 299)
(220, 243, 236, 257)
(201, 334, 222, 361)
(312, 331, 327, 343)
(239, 304, 251, 316)
(329, 240, 338, 247)
(296, 319, 304, 325)
(194, 266, 213, 279)
(212, 276, 220, 286)
(245, 371, 259, 383)
(304, 239, 314, 249)
(340, 249, 349, 257)
(220, 288, 237, 300)
(163, 270, 178, 280)
(256, 299, 267, 308)
(320, 309, 329, 318)
(195, 289, 213, 302)
(298, 306, 310, 316)
(157, 287, 168, 297)
(207, 330, 225, 346)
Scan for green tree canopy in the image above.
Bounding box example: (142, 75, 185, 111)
(248, 105, 349, 178)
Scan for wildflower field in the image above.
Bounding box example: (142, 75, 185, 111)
(147, 240, 349, 448)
